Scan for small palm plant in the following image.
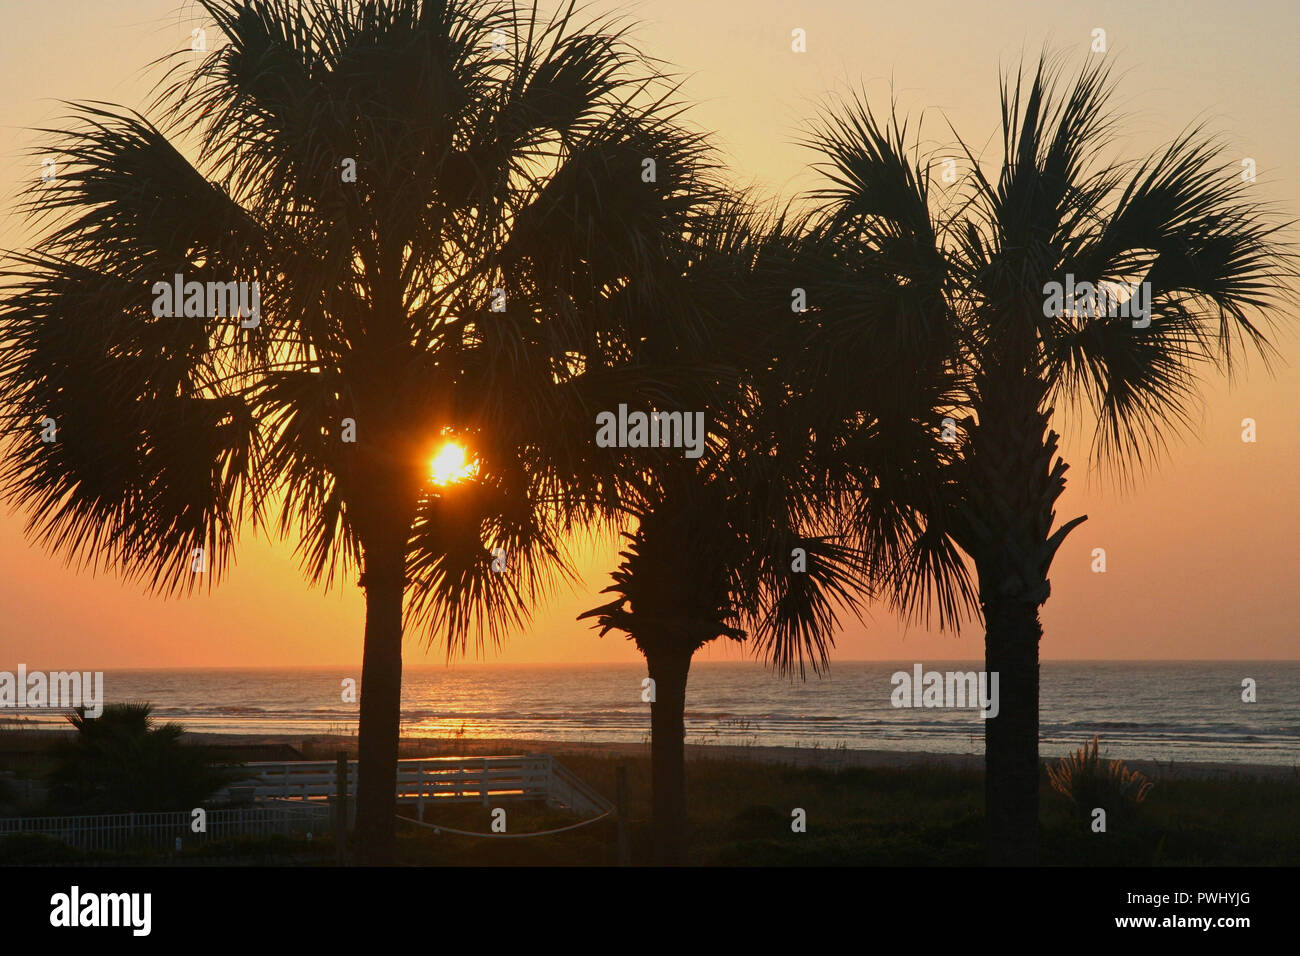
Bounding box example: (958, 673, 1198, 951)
(47, 703, 235, 813)
(1047, 735, 1154, 830)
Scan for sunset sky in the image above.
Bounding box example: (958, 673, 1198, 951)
(0, 0, 1296, 668)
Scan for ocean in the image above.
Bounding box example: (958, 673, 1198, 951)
(4, 661, 1297, 767)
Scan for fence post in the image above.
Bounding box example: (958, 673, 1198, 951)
(334, 751, 348, 866)
(616, 765, 630, 866)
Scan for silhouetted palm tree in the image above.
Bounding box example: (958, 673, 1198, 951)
(0, 0, 718, 862)
(47, 703, 232, 813)
(580, 200, 874, 863)
(802, 56, 1294, 864)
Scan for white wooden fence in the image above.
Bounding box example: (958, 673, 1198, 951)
(224, 754, 612, 819)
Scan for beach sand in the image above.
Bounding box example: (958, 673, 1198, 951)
(5, 728, 1291, 781)
(174, 732, 1296, 782)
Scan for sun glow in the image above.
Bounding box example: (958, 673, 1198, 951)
(429, 441, 478, 485)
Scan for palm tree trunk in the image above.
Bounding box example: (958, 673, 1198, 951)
(962, 387, 1081, 866)
(645, 646, 692, 865)
(354, 521, 408, 866)
(983, 593, 1042, 865)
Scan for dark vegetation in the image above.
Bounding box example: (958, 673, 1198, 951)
(5, 744, 1295, 865)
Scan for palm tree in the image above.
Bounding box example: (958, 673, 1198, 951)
(802, 56, 1294, 863)
(580, 432, 869, 864)
(47, 703, 233, 813)
(580, 200, 874, 864)
(0, 0, 718, 863)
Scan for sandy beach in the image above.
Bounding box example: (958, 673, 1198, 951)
(6, 725, 1292, 782)
(164, 732, 1296, 783)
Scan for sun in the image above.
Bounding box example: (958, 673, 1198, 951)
(429, 441, 478, 485)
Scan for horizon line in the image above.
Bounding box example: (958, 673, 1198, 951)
(6, 658, 1297, 671)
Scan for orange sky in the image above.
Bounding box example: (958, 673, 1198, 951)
(0, 1, 1296, 667)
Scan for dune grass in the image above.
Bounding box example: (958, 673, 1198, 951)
(385, 752, 1299, 866)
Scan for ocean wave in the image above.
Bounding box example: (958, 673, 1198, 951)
(67, 662, 1300, 768)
